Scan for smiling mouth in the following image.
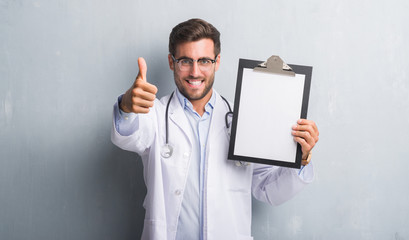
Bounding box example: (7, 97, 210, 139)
(186, 79, 204, 87)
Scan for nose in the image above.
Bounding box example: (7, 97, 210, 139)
(189, 61, 200, 77)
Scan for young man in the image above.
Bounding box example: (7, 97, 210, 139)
(112, 18, 319, 240)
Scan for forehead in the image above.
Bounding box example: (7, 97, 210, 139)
(174, 38, 215, 58)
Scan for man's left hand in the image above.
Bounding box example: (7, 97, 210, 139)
(292, 119, 319, 165)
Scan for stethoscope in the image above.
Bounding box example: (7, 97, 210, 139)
(160, 92, 249, 167)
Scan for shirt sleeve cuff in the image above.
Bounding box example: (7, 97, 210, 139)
(114, 95, 139, 136)
(295, 161, 314, 182)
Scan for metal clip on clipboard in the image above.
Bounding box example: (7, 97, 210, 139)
(253, 55, 295, 77)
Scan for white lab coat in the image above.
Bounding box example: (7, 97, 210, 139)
(111, 90, 314, 240)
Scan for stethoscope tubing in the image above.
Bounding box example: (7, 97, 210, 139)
(165, 91, 175, 145)
(220, 95, 233, 129)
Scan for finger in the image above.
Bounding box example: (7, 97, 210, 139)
(292, 130, 316, 148)
(137, 57, 147, 82)
(132, 87, 157, 101)
(297, 119, 319, 136)
(292, 124, 319, 141)
(131, 104, 150, 114)
(132, 96, 155, 108)
(137, 81, 158, 95)
(294, 119, 319, 142)
(293, 136, 312, 158)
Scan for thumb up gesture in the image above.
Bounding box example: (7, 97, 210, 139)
(120, 57, 158, 113)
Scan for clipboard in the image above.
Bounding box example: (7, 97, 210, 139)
(228, 56, 312, 169)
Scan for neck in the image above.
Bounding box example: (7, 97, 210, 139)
(190, 89, 213, 116)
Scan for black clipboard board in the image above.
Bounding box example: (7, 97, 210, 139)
(228, 56, 312, 169)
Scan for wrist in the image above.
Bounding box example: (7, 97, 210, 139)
(301, 152, 312, 166)
(119, 93, 131, 113)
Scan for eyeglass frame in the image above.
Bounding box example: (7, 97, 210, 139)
(171, 55, 218, 72)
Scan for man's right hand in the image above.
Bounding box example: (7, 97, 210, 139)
(120, 57, 158, 113)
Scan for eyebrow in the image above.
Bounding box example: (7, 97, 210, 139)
(176, 55, 214, 60)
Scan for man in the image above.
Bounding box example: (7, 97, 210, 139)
(111, 18, 319, 240)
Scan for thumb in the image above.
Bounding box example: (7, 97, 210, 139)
(137, 57, 147, 82)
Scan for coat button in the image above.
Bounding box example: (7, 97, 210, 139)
(175, 189, 182, 196)
(183, 152, 190, 159)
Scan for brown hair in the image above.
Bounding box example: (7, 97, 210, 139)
(169, 18, 221, 57)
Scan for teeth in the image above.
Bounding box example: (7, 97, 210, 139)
(188, 80, 202, 86)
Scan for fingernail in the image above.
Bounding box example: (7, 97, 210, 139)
(297, 119, 302, 124)
(292, 125, 297, 129)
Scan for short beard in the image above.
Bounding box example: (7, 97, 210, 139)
(174, 71, 215, 101)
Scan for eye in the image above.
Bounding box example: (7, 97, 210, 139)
(198, 59, 211, 65)
(179, 59, 192, 65)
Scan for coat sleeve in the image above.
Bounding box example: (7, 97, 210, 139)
(110, 98, 159, 155)
(251, 163, 314, 206)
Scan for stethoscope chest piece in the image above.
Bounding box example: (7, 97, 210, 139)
(161, 144, 173, 158)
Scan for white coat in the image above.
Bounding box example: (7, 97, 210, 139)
(111, 90, 314, 240)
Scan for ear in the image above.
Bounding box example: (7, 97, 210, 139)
(215, 54, 221, 72)
(168, 54, 175, 71)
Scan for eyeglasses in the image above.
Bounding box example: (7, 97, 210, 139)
(171, 55, 218, 72)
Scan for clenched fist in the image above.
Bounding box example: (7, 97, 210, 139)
(120, 57, 158, 114)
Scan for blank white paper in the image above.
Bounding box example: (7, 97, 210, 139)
(233, 68, 305, 162)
